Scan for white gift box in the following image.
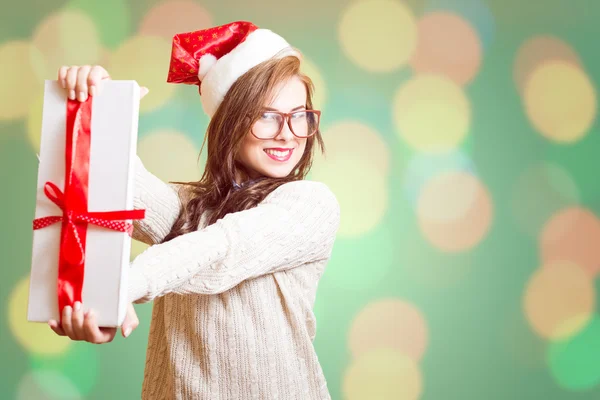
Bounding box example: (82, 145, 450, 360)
(28, 80, 141, 327)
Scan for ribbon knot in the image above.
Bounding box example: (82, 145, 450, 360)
(34, 181, 145, 267)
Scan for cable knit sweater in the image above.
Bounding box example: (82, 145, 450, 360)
(127, 156, 340, 400)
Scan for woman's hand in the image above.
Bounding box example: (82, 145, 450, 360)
(48, 302, 140, 344)
(57, 65, 149, 102)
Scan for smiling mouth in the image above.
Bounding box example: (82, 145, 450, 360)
(264, 148, 293, 162)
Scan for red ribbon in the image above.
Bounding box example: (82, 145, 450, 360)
(33, 97, 145, 323)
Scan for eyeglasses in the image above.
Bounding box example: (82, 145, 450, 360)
(251, 110, 321, 140)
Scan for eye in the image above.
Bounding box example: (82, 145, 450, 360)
(292, 111, 306, 119)
(260, 112, 277, 120)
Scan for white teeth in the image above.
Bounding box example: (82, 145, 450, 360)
(265, 149, 291, 157)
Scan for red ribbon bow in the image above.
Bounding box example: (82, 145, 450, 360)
(33, 96, 145, 322)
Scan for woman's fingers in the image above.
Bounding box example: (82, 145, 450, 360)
(70, 301, 85, 339)
(88, 65, 110, 97)
(59, 65, 111, 100)
(50, 306, 119, 344)
(57, 66, 69, 88)
(75, 65, 92, 102)
(83, 310, 116, 344)
(61, 306, 74, 338)
(48, 319, 66, 336)
(65, 67, 82, 100)
(121, 303, 139, 338)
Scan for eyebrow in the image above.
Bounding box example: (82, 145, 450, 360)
(263, 105, 306, 112)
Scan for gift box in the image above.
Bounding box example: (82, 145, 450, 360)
(28, 80, 145, 327)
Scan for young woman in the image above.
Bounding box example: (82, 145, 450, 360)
(48, 21, 340, 399)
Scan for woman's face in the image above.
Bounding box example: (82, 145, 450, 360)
(237, 76, 308, 180)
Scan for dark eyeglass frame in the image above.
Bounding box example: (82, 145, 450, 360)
(250, 110, 322, 140)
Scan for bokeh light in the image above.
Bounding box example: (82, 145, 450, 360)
(9, 277, 71, 356)
(137, 129, 203, 183)
(338, 0, 418, 73)
(523, 261, 595, 341)
(348, 298, 428, 362)
(108, 35, 175, 113)
(424, 0, 495, 51)
(310, 121, 389, 237)
(30, 343, 98, 397)
(393, 74, 471, 153)
(548, 315, 600, 391)
(511, 162, 580, 238)
(17, 370, 82, 400)
(410, 11, 482, 85)
(540, 207, 600, 277)
(343, 349, 422, 400)
(523, 61, 596, 143)
(514, 36, 582, 95)
(67, 0, 131, 49)
(417, 171, 492, 252)
(31, 9, 103, 80)
(0, 41, 45, 121)
(402, 150, 476, 205)
(300, 57, 327, 111)
(138, 0, 213, 40)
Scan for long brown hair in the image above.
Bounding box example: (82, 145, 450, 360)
(163, 54, 325, 242)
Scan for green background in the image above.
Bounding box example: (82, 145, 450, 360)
(2, 0, 600, 399)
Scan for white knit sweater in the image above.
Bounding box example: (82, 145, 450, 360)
(127, 156, 340, 400)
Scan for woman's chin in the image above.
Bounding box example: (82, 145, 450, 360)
(259, 166, 295, 179)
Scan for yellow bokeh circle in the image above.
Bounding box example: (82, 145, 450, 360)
(524, 61, 596, 143)
(343, 348, 422, 400)
(31, 9, 103, 79)
(0, 41, 45, 121)
(514, 35, 581, 95)
(523, 261, 595, 341)
(394, 74, 471, 152)
(348, 298, 428, 362)
(339, 0, 418, 72)
(312, 121, 390, 175)
(9, 277, 71, 356)
(108, 35, 176, 113)
(138, 130, 203, 183)
(310, 121, 390, 237)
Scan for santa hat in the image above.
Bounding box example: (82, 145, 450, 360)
(167, 21, 301, 117)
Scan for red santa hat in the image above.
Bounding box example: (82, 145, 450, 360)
(167, 21, 301, 117)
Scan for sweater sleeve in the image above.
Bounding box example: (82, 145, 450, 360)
(131, 156, 182, 245)
(127, 180, 340, 303)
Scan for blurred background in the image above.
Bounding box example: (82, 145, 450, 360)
(2, 0, 600, 399)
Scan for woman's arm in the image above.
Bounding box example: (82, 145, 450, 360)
(127, 180, 340, 303)
(132, 156, 182, 245)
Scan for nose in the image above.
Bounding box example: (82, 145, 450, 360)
(275, 119, 294, 141)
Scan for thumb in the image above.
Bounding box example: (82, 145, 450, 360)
(140, 86, 149, 99)
(121, 306, 139, 338)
